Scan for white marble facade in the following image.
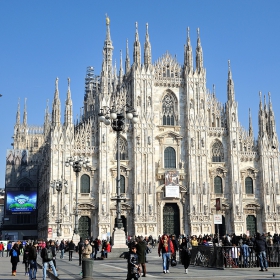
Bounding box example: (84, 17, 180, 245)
(6, 20, 280, 241)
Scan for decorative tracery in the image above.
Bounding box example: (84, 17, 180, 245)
(211, 140, 224, 162)
(162, 91, 178, 126)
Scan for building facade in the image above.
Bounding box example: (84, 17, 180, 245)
(4, 19, 280, 241)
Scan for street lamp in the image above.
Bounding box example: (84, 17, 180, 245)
(51, 179, 67, 237)
(65, 156, 90, 235)
(98, 104, 138, 231)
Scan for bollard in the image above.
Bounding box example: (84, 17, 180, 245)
(82, 258, 94, 279)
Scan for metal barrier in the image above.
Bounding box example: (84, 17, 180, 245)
(188, 244, 280, 269)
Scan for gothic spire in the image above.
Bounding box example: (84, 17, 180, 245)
(52, 77, 61, 126)
(184, 27, 193, 73)
(133, 22, 141, 66)
(227, 60, 235, 102)
(23, 98, 27, 126)
(249, 108, 253, 137)
(102, 14, 114, 84)
(16, 98, 20, 126)
(119, 50, 123, 85)
(64, 77, 73, 126)
(144, 23, 152, 68)
(125, 39, 130, 74)
(44, 99, 50, 135)
(195, 28, 203, 73)
(268, 92, 276, 137)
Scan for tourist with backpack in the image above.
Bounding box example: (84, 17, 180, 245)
(41, 241, 58, 280)
(7, 241, 12, 257)
(10, 243, 20, 276)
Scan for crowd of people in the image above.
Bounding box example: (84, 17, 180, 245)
(2, 231, 278, 278)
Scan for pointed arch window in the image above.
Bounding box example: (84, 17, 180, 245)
(164, 147, 176, 168)
(162, 92, 177, 126)
(245, 177, 253, 194)
(116, 137, 128, 160)
(212, 141, 224, 162)
(214, 176, 223, 194)
(34, 139, 38, 148)
(80, 174, 90, 193)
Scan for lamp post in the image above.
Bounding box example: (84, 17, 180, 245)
(98, 105, 138, 244)
(65, 156, 90, 235)
(51, 179, 67, 237)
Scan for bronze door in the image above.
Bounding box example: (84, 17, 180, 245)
(246, 215, 256, 236)
(78, 216, 91, 239)
(163, 203, 180, 237)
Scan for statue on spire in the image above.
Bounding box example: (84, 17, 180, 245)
(105, 14, 110, 25)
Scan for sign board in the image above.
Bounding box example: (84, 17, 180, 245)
(214, 214, 223, 224)
(165, 171, 180, 197)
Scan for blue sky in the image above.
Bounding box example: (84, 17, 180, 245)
(0, 1, 280, 187)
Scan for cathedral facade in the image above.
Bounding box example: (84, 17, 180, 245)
(4, 19, 280, 241)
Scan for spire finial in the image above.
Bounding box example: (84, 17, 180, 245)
(68, 77, 71, 91)
(146, 23, 148, 34)
(228, 60, 231, 71)
(213, 84, 215, 95)
(268, 91, 271, 103)
(105, 13, 110, 25)
(197, 27, 200, 38)
(187, 27, 190, 38)
(55, 77, 59, 91)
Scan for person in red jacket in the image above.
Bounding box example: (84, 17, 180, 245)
(158, 234, 174, 274)
(105, 242, 111, 258)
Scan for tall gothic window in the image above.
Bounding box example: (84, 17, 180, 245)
(164, 147, 176, 168)
(117, 175, 125, 193)
(34, 138, 38, 148)
(212, 141, 224, 162)
(116, 137, 128, 160)
(214, 176, 223, 194)
(80, 174, 90, 193)
(162, 92, 177, 125)
(245, 177, 253, 194)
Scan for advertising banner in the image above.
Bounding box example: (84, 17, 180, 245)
(6, 191, 37, 214)
(165, 171, 180, 198)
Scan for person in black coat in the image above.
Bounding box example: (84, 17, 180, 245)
(254, 232, 268, 271)
(136, 236, 147, 277)
(10, 243, 20, 276)
(179, 237, 192, 274)
(78, 237, 84, 265)
(68, 240, 76, 261)
(127, 244, 140, 280)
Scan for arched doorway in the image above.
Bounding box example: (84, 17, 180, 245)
(246, 215, 256, 236)
(79, 216, 91, 239)
(215, 215, 226, 237)
(163, 203, 180, 237)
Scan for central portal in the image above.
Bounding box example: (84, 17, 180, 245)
(163, 203, 180, 237)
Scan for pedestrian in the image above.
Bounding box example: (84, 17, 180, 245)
(78, 237, 84, 265)
(105, 241, 111, 258)
(93, 238, 99, 259)
(41, 241, 58, 280)
(179, 237, 192, 274)
(158, 234, 175, 274)
(59, 240, 65, 259)
(68, 240, 75, 261)
(10, 242, 20, 276)
(254, 232, 268, 272)
(171, 235, 179, 259)
(7, 241, 12, 257)
(127, 243, 141, 280)
(0, 241, 4, 257)
(28, 241, 38, 280)
(136, 236, 147, 277)
(81, 239, 92, 277)
(23, 242, 30, 276)
(50, 240, 57, 270)
(231, 243, 240, 267)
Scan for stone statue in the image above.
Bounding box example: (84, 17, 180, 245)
(64, 204, 68, 216)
